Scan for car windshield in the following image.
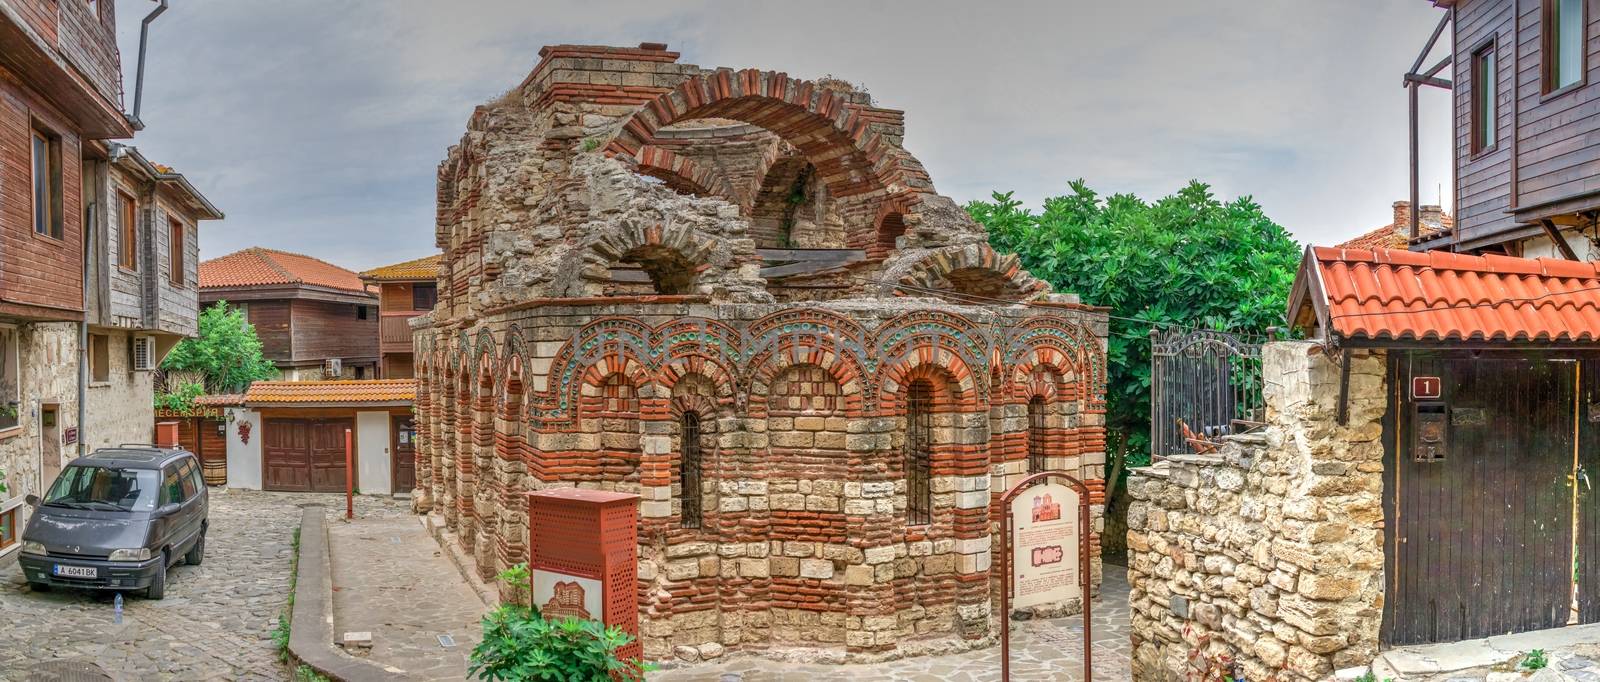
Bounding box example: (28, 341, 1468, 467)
(44, 466, 158, 512)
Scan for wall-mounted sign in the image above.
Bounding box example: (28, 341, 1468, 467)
(1009, 482, 1080, 609)
(62, 427, 77, 446)
(532, 570, 602, 621)
(1412, 376, 1442, 400)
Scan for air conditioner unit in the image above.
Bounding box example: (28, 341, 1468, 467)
(132, 336, 155, 371)
(323, 358, 343, 379)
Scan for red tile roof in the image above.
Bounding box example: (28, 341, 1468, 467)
(1295, 246, 1600, 342)
(199, 248, 370, 293)
(360, 254, 441, 282)
(244, 380, 415, 406)
(1337, 213, 1453, 250)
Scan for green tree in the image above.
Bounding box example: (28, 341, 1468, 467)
(967, 180, 1300, 473)
(161, 301, 278, 394)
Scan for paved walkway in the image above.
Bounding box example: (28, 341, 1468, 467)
(328, 505, 488, 680)
(650, 564, 1133, 682)
(0, 489, 349, 681)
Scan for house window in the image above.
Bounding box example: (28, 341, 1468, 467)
(0, 505, 16, 551)
(357, 305, 369, 320)
(680, 411, 703, 529)
(905, 380, 933, 526)
(354, 366, 366, 380)
(1546, 0, 1586, 92)
(31, 128, 62, 240)
(89, 333, 109, 383)
(1028, 396, 1048, 474)
(169, 219, 185, 286)
(118, 192, 138, 270)
(1473, 42, 1497, 153)
(412, 283, 438, 311)
(0, 327, 19, 432)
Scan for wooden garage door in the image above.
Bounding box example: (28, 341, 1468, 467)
(263, 418, 351, 492)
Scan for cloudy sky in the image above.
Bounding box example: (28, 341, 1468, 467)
(114, 1, 1454, 272)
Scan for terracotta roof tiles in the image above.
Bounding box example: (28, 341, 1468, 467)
(1306, 246, 1600, 342)
(360, 254, 441, 282)
(199, 248, 370, 293)
(243, 380, 415, 405)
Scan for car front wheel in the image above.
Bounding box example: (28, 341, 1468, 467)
(145, 554, 167, 600)
(27, 581, 50, 593)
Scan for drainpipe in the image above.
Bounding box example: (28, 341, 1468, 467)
(127, 0, 169, 131)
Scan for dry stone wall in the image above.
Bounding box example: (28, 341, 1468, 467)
(1128, 342, 1387, 681)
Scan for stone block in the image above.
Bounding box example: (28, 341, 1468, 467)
(769, 557, 799, 577)
(799, 559, 834, 579)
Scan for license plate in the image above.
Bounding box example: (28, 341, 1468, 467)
(52, 565, 96, 579)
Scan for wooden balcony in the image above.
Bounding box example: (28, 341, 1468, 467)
(379, 312, 420, 353)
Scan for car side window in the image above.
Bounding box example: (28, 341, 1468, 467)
(185, 459, 205, 495)
(177, 460, 198, 500)
(162, 465, 184, 506)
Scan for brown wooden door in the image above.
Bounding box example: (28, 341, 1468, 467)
(263, 418, 352, 492)
(263, 419, 311, 491)
(1385, 352, 1577, 645)
(392, 416, 416, 492)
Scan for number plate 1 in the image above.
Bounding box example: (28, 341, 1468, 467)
(1412, 376, 1442, 399)
(53, 565, 96, 579)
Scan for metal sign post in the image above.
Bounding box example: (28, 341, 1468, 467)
(344, 428, 354, 520)
(999, 471, 1093, 682)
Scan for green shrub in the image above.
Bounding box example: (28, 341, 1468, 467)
(468, 605, 651, 682)
(1522, 649, 1549, 671)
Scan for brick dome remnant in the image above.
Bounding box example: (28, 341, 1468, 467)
(415, 43, 1110, 663)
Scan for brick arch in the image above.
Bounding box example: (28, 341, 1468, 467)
(607, 69, 900, 198)
(583, 221, 722, 295)
(744, 341, 867, 419)
(869, 193, 918, 258)
(1008, 352, 1080, 405)
(1004, 317, 1106, 413)
(634, 145, 740, 203)
(658, 354, 740, 409)
(877, 355, 980, 414)
(893, 244, 1051, 303)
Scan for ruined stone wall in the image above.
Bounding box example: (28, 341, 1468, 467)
(413, 298, 1109, 663)
(1127, 342, 1386, 681)
(0, 323, 83, 541)
(417, 42, 1112, 666)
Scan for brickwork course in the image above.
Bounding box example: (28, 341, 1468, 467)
(411, 43, 1111, 663)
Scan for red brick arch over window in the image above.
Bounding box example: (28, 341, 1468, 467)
(634, 145, 740, 203)
(606, 69, 901, 198)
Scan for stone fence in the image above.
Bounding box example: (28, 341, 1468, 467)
(1127, 342, 1387, 681)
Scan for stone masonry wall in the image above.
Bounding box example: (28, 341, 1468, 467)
(0, 323, 84, 541)
(1127, 342, 1386, 681)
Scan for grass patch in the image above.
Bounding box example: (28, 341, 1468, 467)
(274, 525, 305, 667)
(293, 664, 330, 682)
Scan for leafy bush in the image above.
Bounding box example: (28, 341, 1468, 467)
(968, 181, 1300, 469)
(154, 380, 206, 413)
(498, 562, 531, 605)
(162, 301, 278, 393)
(468, 605, 650, 682)
(1521, 649, 1549, 671)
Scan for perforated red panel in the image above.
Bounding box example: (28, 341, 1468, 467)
(528, 489, 640, 658)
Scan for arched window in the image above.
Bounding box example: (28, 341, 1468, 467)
(1028, 396, 1047, 474)
(905, 380, 933, 525)
(680, 411, 703, 529)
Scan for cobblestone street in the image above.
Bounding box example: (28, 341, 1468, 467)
(0, 490, 395, 682)
(650, 564, 1133, 682)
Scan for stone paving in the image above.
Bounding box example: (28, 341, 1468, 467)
(650, 564, 1133, 682)
(328, 504, 488, 680)
(0, 489, 404, 682)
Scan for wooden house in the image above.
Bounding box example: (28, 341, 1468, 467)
(198, 248, 379, 381)
(1410, 0, 1600, 257)
(357, 254, 439, 379)
(0, 0, 138, 558)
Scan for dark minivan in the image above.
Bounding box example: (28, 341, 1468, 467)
(18, 447, 208, 599)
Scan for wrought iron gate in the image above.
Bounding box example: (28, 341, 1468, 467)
(1149, 328, 1264, 459)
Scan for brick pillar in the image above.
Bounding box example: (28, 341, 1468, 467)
(845, 415, 897, 653)
(473, 373, 497, 576)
